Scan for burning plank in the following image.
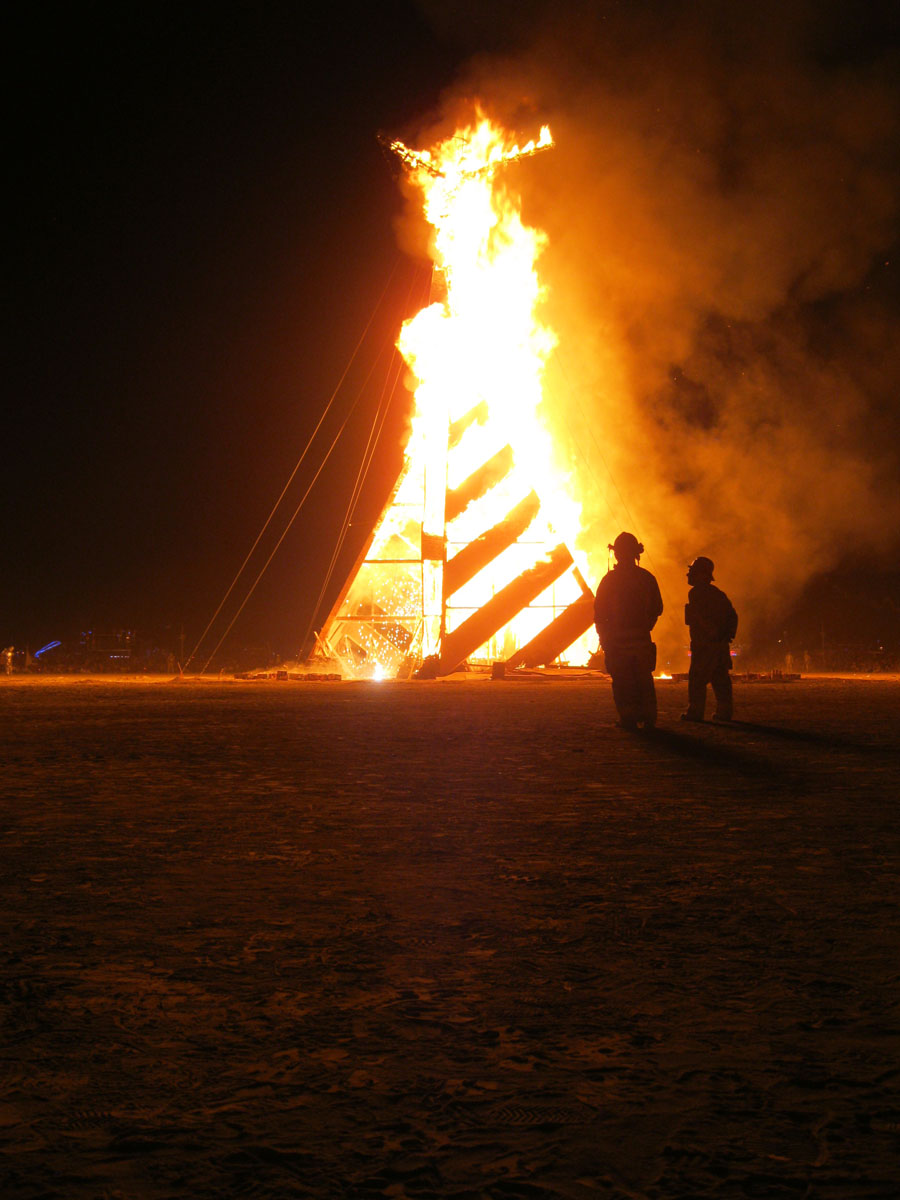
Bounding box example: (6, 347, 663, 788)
(445, 444, 515, 523)
(439, 544, 574, 674)
(505, 590, 595, 669)
(444, 491, 541, 598)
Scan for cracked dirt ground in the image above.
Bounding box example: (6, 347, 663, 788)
(1, 676, 898, 1198)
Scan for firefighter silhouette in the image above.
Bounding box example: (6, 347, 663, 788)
(594, 532, 663, 730)
(682, 556, 738, 722)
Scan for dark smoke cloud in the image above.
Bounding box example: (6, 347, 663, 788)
(410, 0, 900, 655)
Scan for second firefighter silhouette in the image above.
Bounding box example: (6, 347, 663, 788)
(594, 532, 663, 730)
(682, 556, 738, 722)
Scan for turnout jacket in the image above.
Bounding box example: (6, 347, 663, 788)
(594, 563, 663, 649)
(684, 583, 738, 646)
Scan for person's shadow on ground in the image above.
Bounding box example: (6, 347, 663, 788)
(708, 718, 892, 755)
(639, 725, 787, 780)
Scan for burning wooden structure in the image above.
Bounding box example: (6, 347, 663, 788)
(314, 423, 594, 678)
(313, 116, 595, 678)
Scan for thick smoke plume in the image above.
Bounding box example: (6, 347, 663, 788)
(410, 0, 900, 659)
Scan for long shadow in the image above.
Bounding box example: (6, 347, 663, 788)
(638, 725, 806, 788)
(712, 719, 894, 756)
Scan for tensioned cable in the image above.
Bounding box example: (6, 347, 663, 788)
(198, 370, 378, 674)
(300, 347, 409, 658)
(184, 255, 403, 671)
(302, 340, 405, 642)
(197, 260, 428, 672)
(342, 263, 430, 536)
(303, 262, 431, 640)
(347, 350, 408, 528)
(345, 260, 433, 537)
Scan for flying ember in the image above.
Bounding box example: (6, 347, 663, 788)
(317, 114, 595, 679)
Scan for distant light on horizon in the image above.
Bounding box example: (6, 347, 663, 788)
(34, 640, 62, 659)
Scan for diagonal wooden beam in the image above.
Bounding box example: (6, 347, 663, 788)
(448, 401, 489, 449)
(438, 543, 572, 674)
(445, 444, 513, 523)
(444, 491, 540, 598)
(504, 593, 595, 668)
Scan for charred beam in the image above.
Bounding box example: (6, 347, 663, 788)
(445, 444, 514, 523)
(438, 544, 573, 674)
(420, 531, 445, 561)
(505, 593, 595, 669)
(444, 491, 540, 598)
(448, 401, 489, 449)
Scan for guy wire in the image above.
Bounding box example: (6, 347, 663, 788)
(185, 256, 403, 672)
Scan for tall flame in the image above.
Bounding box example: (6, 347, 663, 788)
(395, 116, 581, 558)
(321, 115, 593, 678)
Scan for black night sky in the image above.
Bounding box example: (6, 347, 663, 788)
(8, 3, 471, 659)
(8, 2, 900, 666)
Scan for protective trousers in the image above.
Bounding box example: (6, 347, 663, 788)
(604, 639, 657, 728)
(687, 642, 733, 720)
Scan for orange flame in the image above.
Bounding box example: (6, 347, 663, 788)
(396, 119, 567, 512)
(327, 114, 594, 677)
(392, 116, 588, 662)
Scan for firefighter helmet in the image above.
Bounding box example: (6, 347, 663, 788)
(612, 531, 644, 561)
(688, 556, 715, 584)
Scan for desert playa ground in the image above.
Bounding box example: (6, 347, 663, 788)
(1, 674, 898, 1198)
